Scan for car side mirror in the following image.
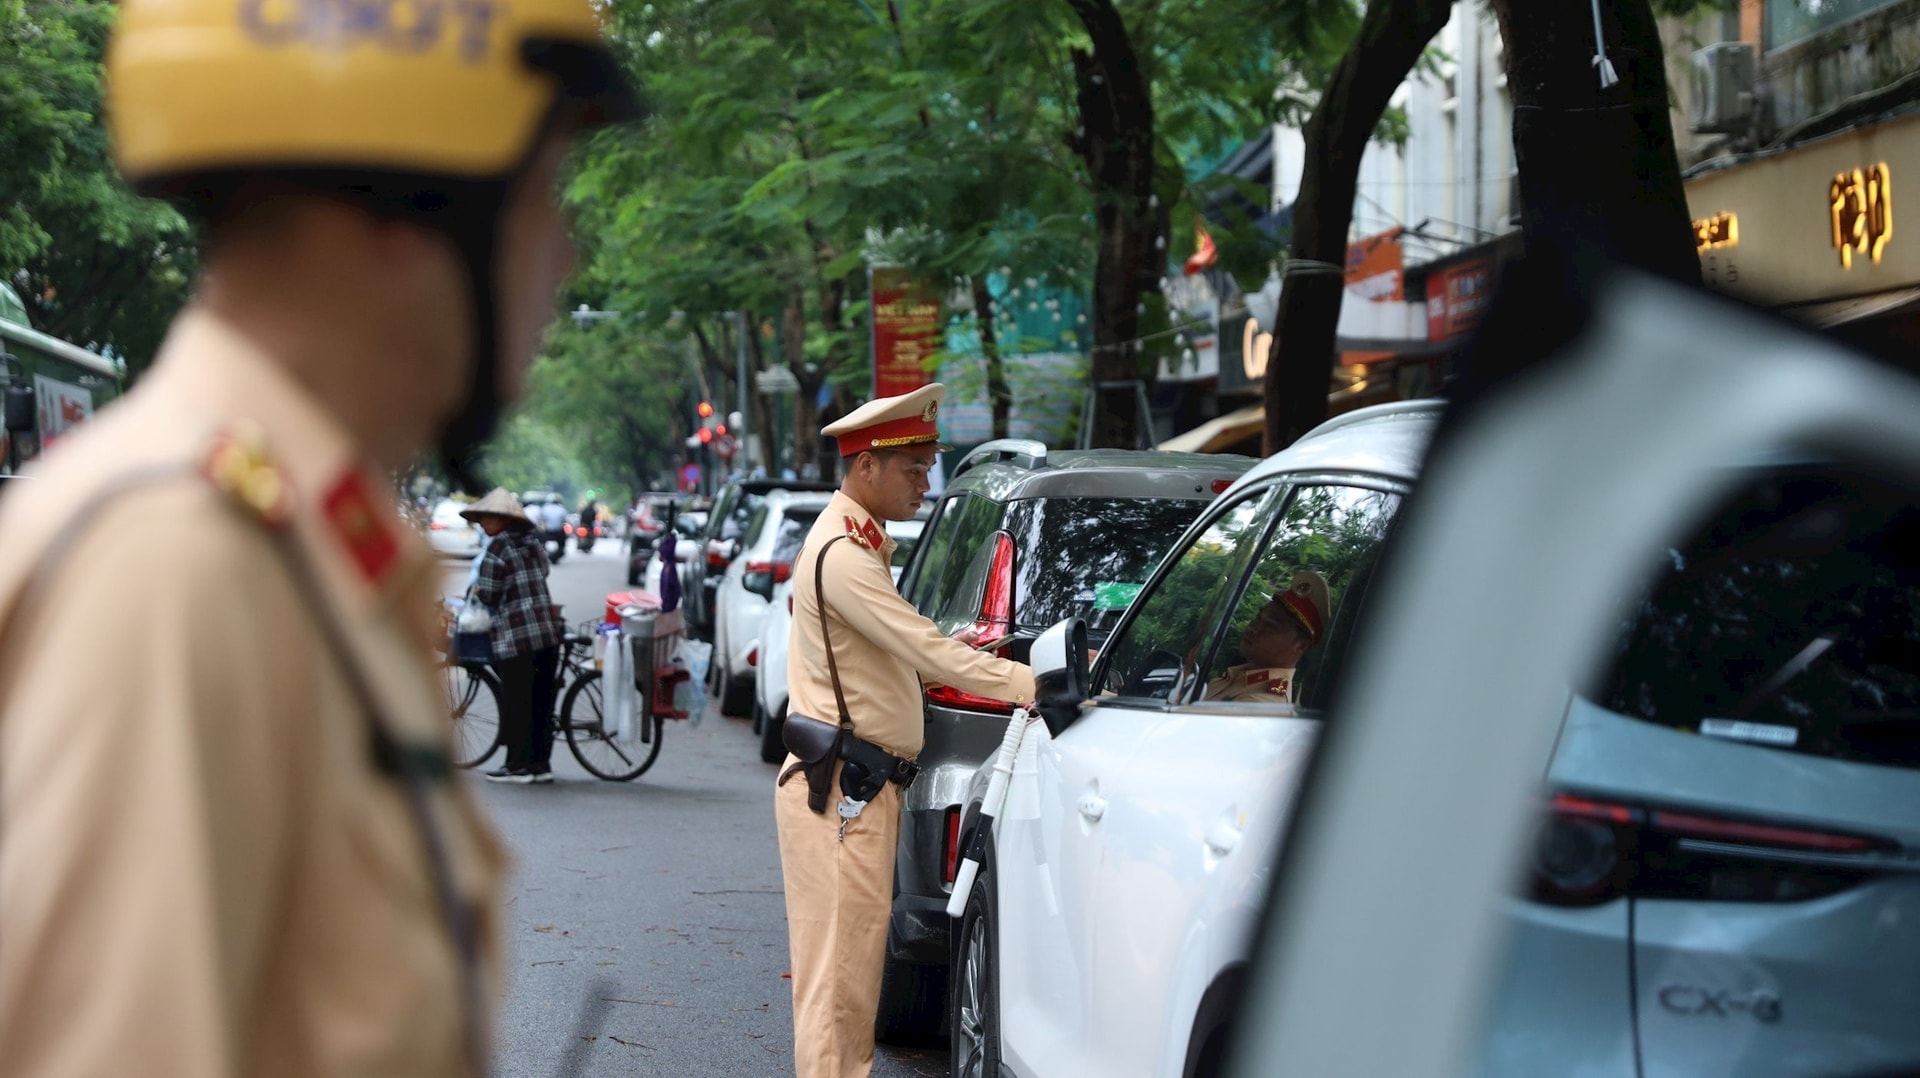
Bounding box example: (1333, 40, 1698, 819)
(1030, 617, 1090, 737)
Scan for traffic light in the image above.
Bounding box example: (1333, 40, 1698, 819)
(697, 401, 714, 419)
(715, 424, 727, 436)
(698, 427, 713, 444)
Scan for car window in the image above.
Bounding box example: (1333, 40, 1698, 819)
(1199, 485, 1402, 709)
(742, 504, 771, 549)
(723, 492, 765, 543)
(1096, 487, 1285, 702)
(771, 509, 821, 563)
(889, 529, 920, 571)
(1596, 464, 1920, 768)
(1003, 497, 1215, 638)
(704, 486, 740, 541)
(907, 493, 1005, 623)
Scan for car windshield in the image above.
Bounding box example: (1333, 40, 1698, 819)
(1594, 463, 1920, 769)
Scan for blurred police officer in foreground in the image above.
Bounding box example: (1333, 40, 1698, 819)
(776, 384, 1036, 1078)
(0, 0, 638, 1071)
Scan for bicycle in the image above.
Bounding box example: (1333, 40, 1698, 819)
(439, 622, 667, 781)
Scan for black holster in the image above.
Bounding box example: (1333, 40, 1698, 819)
(778, 711, 921, 815)
(778, 712, 844, 815)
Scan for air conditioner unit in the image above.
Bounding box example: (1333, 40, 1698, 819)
(1690, 42, 1755, 135)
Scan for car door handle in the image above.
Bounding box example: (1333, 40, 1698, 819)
(1078, 793, 1107, 822)
(1205, 816, 1242, 856)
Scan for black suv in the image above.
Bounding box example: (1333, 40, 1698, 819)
(684, 477, 837, 642)
(877, 439, 1256, 1041)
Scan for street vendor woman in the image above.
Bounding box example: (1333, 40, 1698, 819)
(774, 383, 1035, 1078)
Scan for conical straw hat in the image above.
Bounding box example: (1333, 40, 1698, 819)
(460, 487, 536, 531)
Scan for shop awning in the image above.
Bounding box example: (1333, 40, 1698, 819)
(1156, 382, 1382, 454)
(1782, 286, 1920, 327)
(1158, 402, 1265, 453)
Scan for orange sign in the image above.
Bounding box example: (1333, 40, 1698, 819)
(1344, 228, 1404, 365)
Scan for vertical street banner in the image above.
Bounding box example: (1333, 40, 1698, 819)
(35, 374, 92, 451)
(870, 265, 940, 399)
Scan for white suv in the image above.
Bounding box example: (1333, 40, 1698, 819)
(710, 490, 833, 716)
(950, 402, 1432, 1077)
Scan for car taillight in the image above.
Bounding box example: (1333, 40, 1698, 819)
(927, 533, 1018, 714)
(1211, 479, 1233, 493)
(1529, 791, 1897, 907)
(708, 550, 730, 570)
(743, 561, 793, 584)
(944, 806, 963, 884)
(747, 646, 758, 667)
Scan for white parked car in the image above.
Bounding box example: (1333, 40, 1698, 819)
(960, 324, 1920, 1078)
(426, 498, 484, 558)
(948, 402, 1428, 1078)
(752, 509, 928, 763)
(711, 490, 834, 717)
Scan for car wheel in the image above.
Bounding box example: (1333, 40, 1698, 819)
(719, 666, 755, 718)
(758, 701, 787, 764)
(950, 871, 1001, 1077)
(877, 952, 948, 1046)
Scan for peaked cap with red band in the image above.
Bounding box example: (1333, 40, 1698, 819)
(823, 383, 953, 457)
(1273, 568, 1331, 646)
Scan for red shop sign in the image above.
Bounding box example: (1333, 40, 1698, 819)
(1425, 258, 1495, 341)
(870, 265, 941, 399)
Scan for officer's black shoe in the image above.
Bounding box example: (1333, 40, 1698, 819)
(484, 766, 537, 784)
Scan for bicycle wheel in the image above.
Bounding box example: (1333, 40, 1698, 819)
(440, 660, 502, 769)
(560, 669, 663, 781)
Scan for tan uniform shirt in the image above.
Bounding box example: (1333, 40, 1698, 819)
(788, 492, 1034, 758)
(0, 309, 504, 1076)
(1204, 664, 1299, 703)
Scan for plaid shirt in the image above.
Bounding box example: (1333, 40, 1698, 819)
(472, 528, 564, 659)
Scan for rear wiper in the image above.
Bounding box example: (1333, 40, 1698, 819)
(1730, 635, 1836, 719)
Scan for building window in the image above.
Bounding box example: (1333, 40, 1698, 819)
(1767, 0, 1904, 49)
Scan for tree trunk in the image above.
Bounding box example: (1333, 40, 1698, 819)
(1263, 0, 1456, 456)
(973, 277, 1012, 440)
(1490, 0, 1699, 289)
(1067, 0, 1160, 449)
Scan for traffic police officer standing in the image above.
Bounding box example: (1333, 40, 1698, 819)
(777, 383, 1035, 1078)
(0, 0, 638, 1072)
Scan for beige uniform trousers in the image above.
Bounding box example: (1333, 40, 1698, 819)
(774, 759, 903, 1078)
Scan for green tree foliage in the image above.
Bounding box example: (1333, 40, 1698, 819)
(573, 0, 1356, 459)
(0, 0, 196, 376)
(481, 317, 691, 502)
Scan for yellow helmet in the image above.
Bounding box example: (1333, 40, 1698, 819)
(106, 0, 641, 192)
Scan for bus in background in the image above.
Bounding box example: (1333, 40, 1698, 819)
(0, 282, 124, 473)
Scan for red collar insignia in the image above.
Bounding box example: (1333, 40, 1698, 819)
(323, 471, 399, 584)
